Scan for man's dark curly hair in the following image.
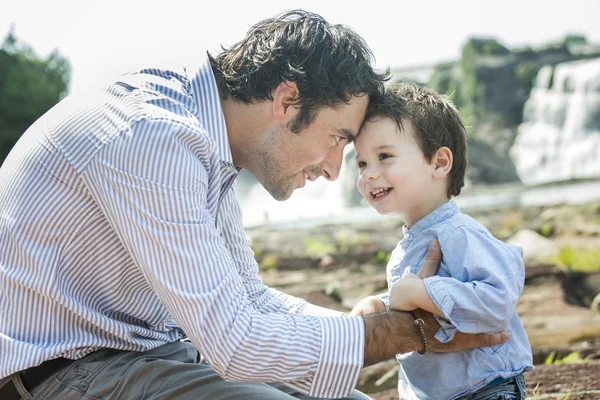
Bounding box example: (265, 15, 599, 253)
(209, 9, 389, 133)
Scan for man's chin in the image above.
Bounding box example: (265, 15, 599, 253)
(263, 183, 295, 201)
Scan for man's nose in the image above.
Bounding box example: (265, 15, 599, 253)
(319, 144, 345, 181)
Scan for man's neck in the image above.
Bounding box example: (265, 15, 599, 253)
(219, 93, 271, 171)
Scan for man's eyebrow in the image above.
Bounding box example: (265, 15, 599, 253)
(339, 128, 356, 143)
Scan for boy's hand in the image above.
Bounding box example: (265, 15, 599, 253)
(350, 295, 386, 316)
(388, 240, 445, 316)
(388, 279, 418, 311)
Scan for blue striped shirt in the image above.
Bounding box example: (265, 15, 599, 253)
(0, 56, 365, 398)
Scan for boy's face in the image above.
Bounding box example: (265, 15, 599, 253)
(354, 117, 435, 220)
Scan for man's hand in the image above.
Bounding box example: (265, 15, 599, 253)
(411, 308, 512, 353)
(350, 295, 386, 316)
(362, 239, 511, 366)
(417, 239, 441, 279)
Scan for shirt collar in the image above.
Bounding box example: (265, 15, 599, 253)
(186, 54, 234, 165)
(402, 200, 460, 238)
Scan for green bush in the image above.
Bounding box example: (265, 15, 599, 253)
(550, 246, 600, 272)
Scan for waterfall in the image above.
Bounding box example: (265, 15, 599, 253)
(510, 58, 600, 185)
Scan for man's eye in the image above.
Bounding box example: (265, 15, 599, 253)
(334, 136, 346, 145)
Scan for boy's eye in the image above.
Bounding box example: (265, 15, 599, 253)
(357, 161, 366, 169)
(379, 153, 392, 160)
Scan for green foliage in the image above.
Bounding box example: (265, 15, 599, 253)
(429, 37, 510, 128)
(261, 253, 278, 272)
(539, 222, 554, 237)
(463, 37, 510, 57)
(372, 250, 391, 265)
(545, 351, 587, 365)
(303, 236, 336, 256)
(549, 246, 600, 273)
(515, 62, 540, 95)
(562, 33, 588, 46)
(531, 381, 576, 400)
(0, 27, 71, 164)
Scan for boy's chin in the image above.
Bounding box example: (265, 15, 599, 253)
(373, 205, 402, 216)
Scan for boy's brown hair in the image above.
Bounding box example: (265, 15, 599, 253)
(365, 82, 468, 197)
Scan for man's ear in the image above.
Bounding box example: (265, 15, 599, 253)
(272, 81, 299, 121)
(432, 147, 453, 180)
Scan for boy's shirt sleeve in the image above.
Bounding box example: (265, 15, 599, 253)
(379, 291, 390, 307)
(423, 224, 525, 341)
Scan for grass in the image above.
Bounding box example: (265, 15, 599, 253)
(372, 250, 391, 265)
(545, 351, 588, 365)
(531, 382, 576, 399)
(547, 246, 600, 273)
(303, 237, 337, 256)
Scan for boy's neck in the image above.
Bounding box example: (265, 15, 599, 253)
(402, 195, 450, 229)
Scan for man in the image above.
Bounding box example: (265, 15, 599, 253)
(0, 10, 509, 399)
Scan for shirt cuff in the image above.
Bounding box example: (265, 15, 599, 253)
(423, 276, 455, 317)
(308, 316, 364, 398)
(424, 276, 458, 343)
(379, 292, 390, 308)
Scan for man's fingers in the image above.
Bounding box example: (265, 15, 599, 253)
(417, 239, 442, 279)
(477, 330, 512, 347)
(429, 329, 512, 353)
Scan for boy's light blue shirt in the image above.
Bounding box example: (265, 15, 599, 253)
(381, 200, 533, 400)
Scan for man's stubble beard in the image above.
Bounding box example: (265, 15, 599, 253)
(260, 150, 297, 201)
(255, 129, 298, 201)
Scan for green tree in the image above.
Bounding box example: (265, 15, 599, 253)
(562, 33, 587, 46)
(0, 26, 70, 164)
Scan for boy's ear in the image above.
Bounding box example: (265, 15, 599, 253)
(432, 147, 453, 180)
(272, 81, 299, 121)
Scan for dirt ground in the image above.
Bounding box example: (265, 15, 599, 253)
(367, 361, 600, 399)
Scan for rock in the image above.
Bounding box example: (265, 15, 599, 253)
(560, 271, 600, 308)
(524, 262, 562, 283)
(508, 229, 560, 263)
(358, 359, 399, 394)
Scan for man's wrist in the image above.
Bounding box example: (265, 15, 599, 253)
(362, 310, 422, 366)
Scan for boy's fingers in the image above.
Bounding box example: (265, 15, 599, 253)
(418, 239, 442, 279)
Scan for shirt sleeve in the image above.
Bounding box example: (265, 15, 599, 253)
(216, 188, 345, 318)
(81, 118, 364, 398)
(423, 225, 525, 336)
(379, 292, 390, 308)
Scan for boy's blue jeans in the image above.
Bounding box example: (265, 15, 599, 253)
(461, 375, 526, 400)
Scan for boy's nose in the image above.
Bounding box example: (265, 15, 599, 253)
(361, 166, 379, 182)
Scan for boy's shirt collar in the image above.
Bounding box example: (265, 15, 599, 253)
(402, 200, 460, 238)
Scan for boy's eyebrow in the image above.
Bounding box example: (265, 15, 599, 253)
(354, 144, 397, 159)
(374, 144, 396, 151)
(338, 128, 356, 143)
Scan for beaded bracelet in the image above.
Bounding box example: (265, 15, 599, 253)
(409, 311, 428, 354)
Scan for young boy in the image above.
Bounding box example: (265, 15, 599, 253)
(351, 83, 533, 400)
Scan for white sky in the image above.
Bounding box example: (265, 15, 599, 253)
(2, 0, 600, 94)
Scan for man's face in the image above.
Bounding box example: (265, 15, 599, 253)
(259, 95, 369, 201)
